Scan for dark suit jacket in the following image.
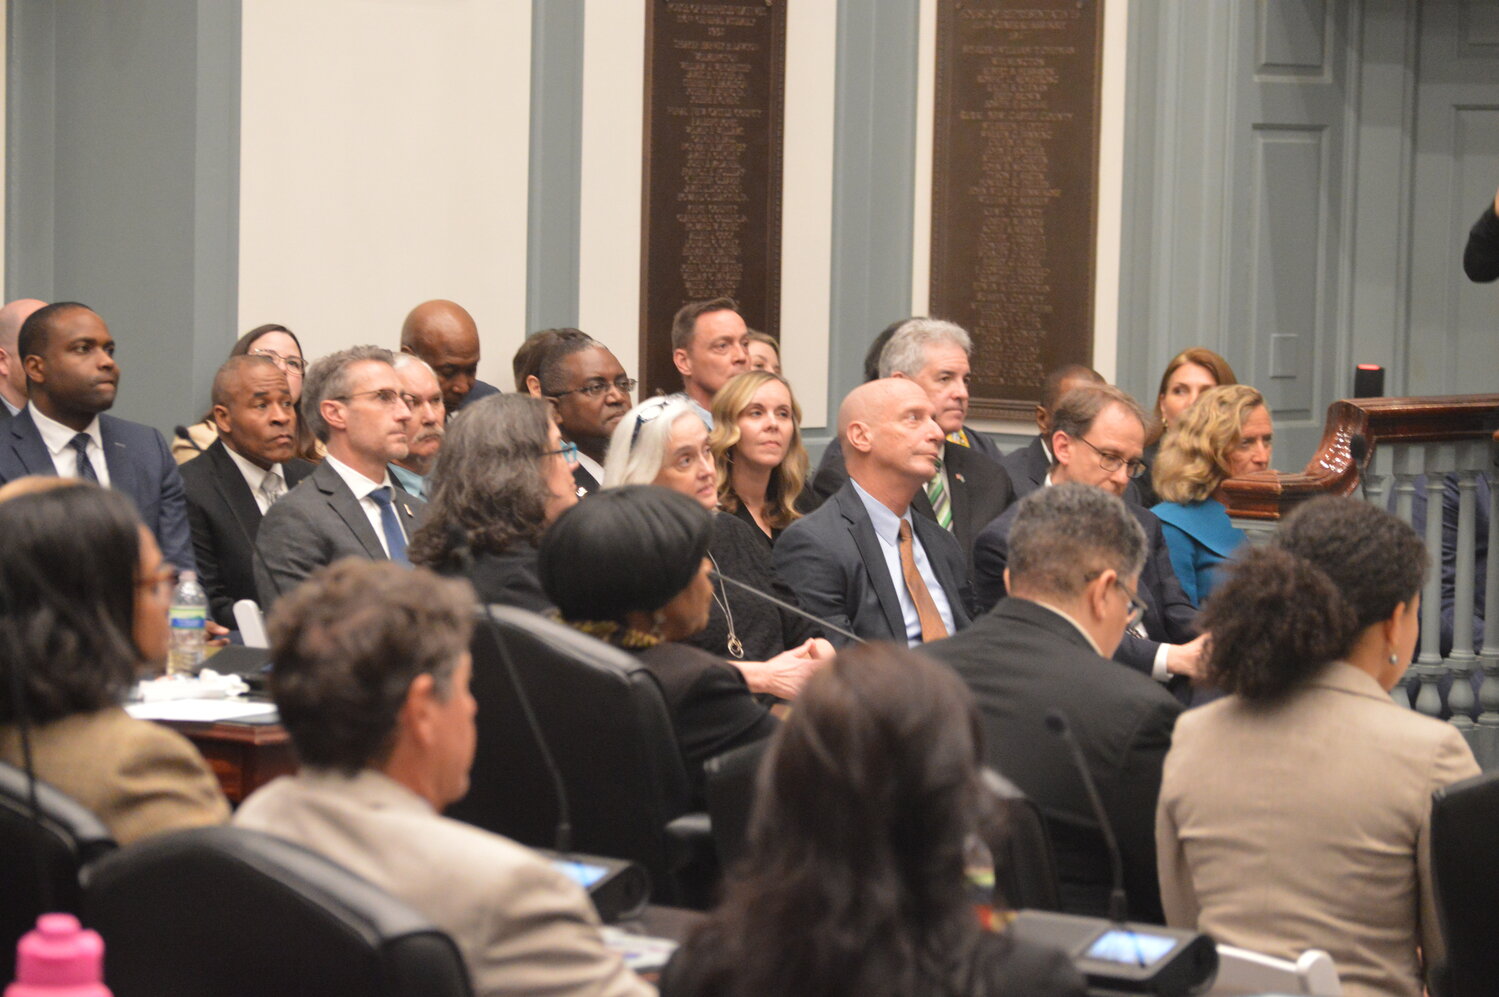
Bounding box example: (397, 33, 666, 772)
(809, 438, 1015, 580)
(179, 440, 315, 625)
(773, 480, 972, 647)
(572, 463, 600, 495)
(0, 408, 195, 571)
(921, 598, 1182, 923)
(457, 378, 501, 409)
(254, 460, 424, 607)
(972, 498, 1198, 677)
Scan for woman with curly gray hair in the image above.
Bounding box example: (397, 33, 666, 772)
(408, 394, 580, 610)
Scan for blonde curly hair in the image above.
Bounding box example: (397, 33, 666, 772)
(1153, 383, 1266, 504)
(708, 371, 809, 531)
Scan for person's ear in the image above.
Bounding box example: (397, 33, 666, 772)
(1084, 569, 1117, 623)
(524, 374, 545, 399)
(0, 346, 11, 381)
(1051, 431, 1072, 466)
(1002, 567, 1011, 595)
(211, 404, 233, 436)
(672, 347, 692, 379)
(320, 398, 349, 433)
(845, 419, 875, 455)
(22, 353, 44, 386)
(400, 673, 439, 749)
(1035, 404, 1049, 434)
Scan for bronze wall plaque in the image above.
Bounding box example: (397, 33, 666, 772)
(931, 0, 1103, 421)
(640, 0, 786, 398)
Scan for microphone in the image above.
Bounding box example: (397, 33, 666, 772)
(174, 425, 206, 456)
(1045, 709, 1128, 925)
(444, 522, 574, 855)
(708, 569, 868, 646)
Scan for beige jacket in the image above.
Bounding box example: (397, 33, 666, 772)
(1157, 662, 1479, 997)
(0, 706, 229, 844)
(235, 768, 654, 997)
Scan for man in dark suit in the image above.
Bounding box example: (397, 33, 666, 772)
(0, 298, 45, 420)
(180, 356, 315, 626)
(399, 299, 500, 414)
(1001, 363, 1106, 499)
(809, 318, 1015, 579)
(974, 385, 1205, 686)
(534, 333, 634, 495)
(255, 346, 424, 606)
(0, 302, 194, 570)
(775, 378, 971, 646)
(922, 483, 1183, 924)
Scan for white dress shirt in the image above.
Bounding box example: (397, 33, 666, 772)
(323, 453, 403, 557)
(850, 479, 956, 646)
(29, 404, 110, 487)
(223, 443, 288, 515)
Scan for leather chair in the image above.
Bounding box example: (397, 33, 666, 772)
(1430, 769, 1499, 997)
(81, 825, 472, 997)
(703, 738, 771, 870)
(979, 768, 1062, 912)
(0, 760, 116, 982)
(446, 605, 710, 905)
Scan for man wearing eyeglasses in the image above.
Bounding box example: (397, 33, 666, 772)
(535, 335, 634, 494)
(387, 354, 446, 500)
(255, 346, 423, 607)
(922, 482, 1183, 924)
(972, 384, 1205, 689)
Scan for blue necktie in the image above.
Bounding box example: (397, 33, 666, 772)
(70, 433, 99, 483)
(369, 487, 408, 564)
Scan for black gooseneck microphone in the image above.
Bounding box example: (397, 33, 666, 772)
(174, 425, 206, 457)
(708, 569, 868, 646)
(444, 523, 573, 854)
(1045, 709, 1128, 925)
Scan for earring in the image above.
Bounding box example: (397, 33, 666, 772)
(1388, 653, 1399, 665)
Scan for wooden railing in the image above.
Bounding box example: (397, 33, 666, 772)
(1217, 394, 1499, 766)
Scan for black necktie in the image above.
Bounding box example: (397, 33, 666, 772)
(70, 433, 99, 483)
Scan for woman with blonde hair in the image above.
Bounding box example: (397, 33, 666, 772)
(709, 371, 813, 546)
(1151, 383, 1272, 606)
(1137, 348, 1238, 505)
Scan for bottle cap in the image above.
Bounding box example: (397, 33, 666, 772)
(10, 913, 107, 990)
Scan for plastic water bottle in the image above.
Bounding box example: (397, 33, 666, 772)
(167, 570, 208, 676)
(6, 912, 111, 996)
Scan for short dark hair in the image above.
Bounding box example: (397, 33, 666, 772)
(409, 394, 559, 568)
(301, 345, 395, 442)
(671, 298, 739, 352)
(863, 320, 906, 383)
(1201, 496, 1427, 701)
(17, 302, 93, 361)
(1007, 483, 1146, 599)
(513, 328, 591, 393)
(0, 483, 143, 723)
(1040, 363, 1104, 414)
(539, 485, 712, 622)
(1050, 384, 1148, 443)
(268, 559, 476, 775)
(535, 330, 607, 395)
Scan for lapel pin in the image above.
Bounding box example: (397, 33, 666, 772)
(402, 502, 413, 517)
(955, 473, 966, 484)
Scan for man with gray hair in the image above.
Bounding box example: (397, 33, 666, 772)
(973, 384, 1205, 687)
(921, 483, 1183, 925)
(809, 318, 1014, 580)
(255, 345, 423, 606)
(387, 353, 445, 500)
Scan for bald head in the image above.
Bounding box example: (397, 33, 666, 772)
(0, 298, 47, 408)
(838, 378, 927, 439)
(400, 300, 481, 412)
(839, 379, 945, 508)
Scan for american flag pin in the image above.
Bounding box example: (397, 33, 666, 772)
(955, 473, 966, 484)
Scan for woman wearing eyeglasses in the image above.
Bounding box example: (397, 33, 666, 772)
(604, 396, 832, 700)
(708, 371, 814, 547)
(1151, 384, 1273, 607)
(172, 323, 321, 464)
(0, 478, 229, 844)
(409, 395, 580, 612)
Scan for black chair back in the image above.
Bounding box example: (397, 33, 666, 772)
(980, 768, 1062, 912)
(0, 760, 116, 982)
(704, 739, 770, 870)
(446, 606, 695, 900)
(81, 825, 472, 997)
(1431, 770, 1499, 997)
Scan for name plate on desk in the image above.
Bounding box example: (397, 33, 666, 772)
(639, 0, 787, 397)
(930, 0, 1103, 421)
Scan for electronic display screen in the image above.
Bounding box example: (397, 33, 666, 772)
(552, 859, 609, 889)
(1085, 929, 1177, 966)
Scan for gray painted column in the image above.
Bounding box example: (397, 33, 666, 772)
(525, 0, 584, 335)
(813, 0, 920, 455)
(6, 0, 241, 436)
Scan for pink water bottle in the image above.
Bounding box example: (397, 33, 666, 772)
(6, 914, 110, 997)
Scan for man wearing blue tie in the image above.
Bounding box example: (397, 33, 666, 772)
(0, 301, 195, 571)
(255, 345, 423, 607)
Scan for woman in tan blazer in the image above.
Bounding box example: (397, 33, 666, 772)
(0, 479, 228, 843)
(1156, 496, 1478, 997)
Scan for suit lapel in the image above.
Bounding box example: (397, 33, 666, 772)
(207, 441, 265, 538)
(98, 417, 140, 498)
(392, 486, 422, 533)
(912, 512, 968, 625)
(836, 486, 907, 641)
(315, 463, 387, 559)
(8, 410, 60, 477)
(945, 445, 972, 541)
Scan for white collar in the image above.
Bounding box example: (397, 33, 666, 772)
(223, 441, 284, 494)
(29, 404, 102, 458)
(323, 452, 392, 500)
(1029, 599, 1103, 656)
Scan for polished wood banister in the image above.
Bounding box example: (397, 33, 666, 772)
(1220, 394, 1499, 521)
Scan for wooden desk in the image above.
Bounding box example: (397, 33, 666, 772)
(157, 717, 296, 804)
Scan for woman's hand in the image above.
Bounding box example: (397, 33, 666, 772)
(734, 637, 834, 700)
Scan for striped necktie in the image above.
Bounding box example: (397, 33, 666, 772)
(926, 463, 953, 531)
